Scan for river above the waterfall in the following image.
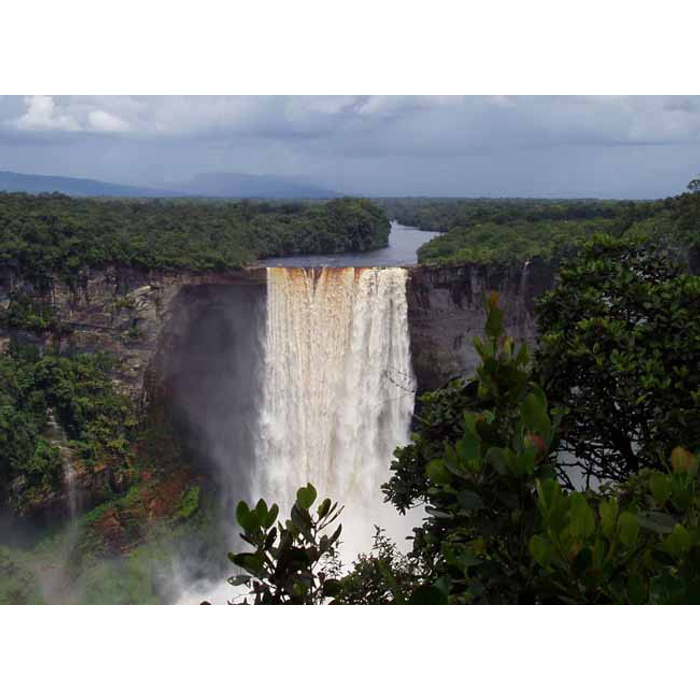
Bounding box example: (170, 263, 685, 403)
(259, 220, 440, 267)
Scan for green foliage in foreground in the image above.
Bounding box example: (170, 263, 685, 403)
(227, 294, 700, 604)
(536, 235, 700, 487)
(222, 486, 343, 604)
(0, 193, 389, 283)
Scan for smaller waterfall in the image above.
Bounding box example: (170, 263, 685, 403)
(46, 409, 81, 558)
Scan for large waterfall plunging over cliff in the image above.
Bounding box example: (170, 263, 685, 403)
(254, 266, 417, 558)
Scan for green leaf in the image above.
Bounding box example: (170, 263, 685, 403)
(236, 500, 250, 528)
(317, 498, 331, 519)
(664, 524, 692, 557)
(521, 392, 552, 442)
(484, 299, 504, 339)
(456, 431, 480, 465)
(255, 498, 268, 522)
(296, 483, 317, 510)
(626, 574, 646, 604)
(231, 551, 264, 576)
(328, 524, 342, 546)
(618, 511, 640, 547)
(236, 500, 260, 533)
(463, 412, 478, 435)
(529, 535, 551, 568)
(599, 498, 619, 540)
(568, 493, 595, 541)
(426, 459, 451, 485)
(457, 490, 484, 512)
(264, 503, 279, 529)
(671, 446, 695, 474)
(291, 503, 313, 539)
(650, 473, 672, 506)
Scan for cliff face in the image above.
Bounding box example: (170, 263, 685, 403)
(0, 265, 266, 520)
(1, 259, 558, 410)
(0, 264, 266, 405)
(406, 258, 556, 391)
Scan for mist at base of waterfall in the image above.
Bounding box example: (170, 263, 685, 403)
(176, 266, 421, 604)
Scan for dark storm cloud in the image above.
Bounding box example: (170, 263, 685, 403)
(0, 95, 699, 197)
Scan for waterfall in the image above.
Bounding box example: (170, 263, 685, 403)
(254, 266, 418, 560)
(46, 408, 80, 556)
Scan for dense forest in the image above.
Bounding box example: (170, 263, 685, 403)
(378, 192, 699, 266)
(378, 196, 634, 231)
(0, 193, 389, 281)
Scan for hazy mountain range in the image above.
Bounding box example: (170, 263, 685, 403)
(0, 170, 341, 199)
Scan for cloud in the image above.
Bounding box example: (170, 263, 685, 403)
(12, 96, 131, 134)
(16, 95, 80, 132)
(7, 96, 700, 150)
(1, 96, 699, 198)
(87, 109, 130, 132)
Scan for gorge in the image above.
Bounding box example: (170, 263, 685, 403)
(0, 224, 551, 603)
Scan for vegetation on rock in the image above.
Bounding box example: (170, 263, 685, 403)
(0, 346, 134, 512)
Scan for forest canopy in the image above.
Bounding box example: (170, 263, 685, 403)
(0, 193, 390, 281)
(378, 191, 699, 266)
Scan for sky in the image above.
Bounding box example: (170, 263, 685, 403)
(0, 95, 699, 198)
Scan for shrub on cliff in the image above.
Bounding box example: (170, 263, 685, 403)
(535, 234, 700, 488)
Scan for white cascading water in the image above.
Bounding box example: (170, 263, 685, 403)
(254, 266, 418, 561)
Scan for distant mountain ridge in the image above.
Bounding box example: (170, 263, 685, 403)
(174, 172, 340, 199)
(0, 170, 340, 200)
(0, 170, 183, 198)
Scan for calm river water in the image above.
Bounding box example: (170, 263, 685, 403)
(259, 220, 440, 267)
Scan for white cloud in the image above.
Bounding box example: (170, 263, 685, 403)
(87, 109, 130, 132)
(16, 95, 80, 132)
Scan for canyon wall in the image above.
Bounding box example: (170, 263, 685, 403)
(0, 264, 266, 405)
(406, 258, 556, 391)
(0, 259, 557, 404)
